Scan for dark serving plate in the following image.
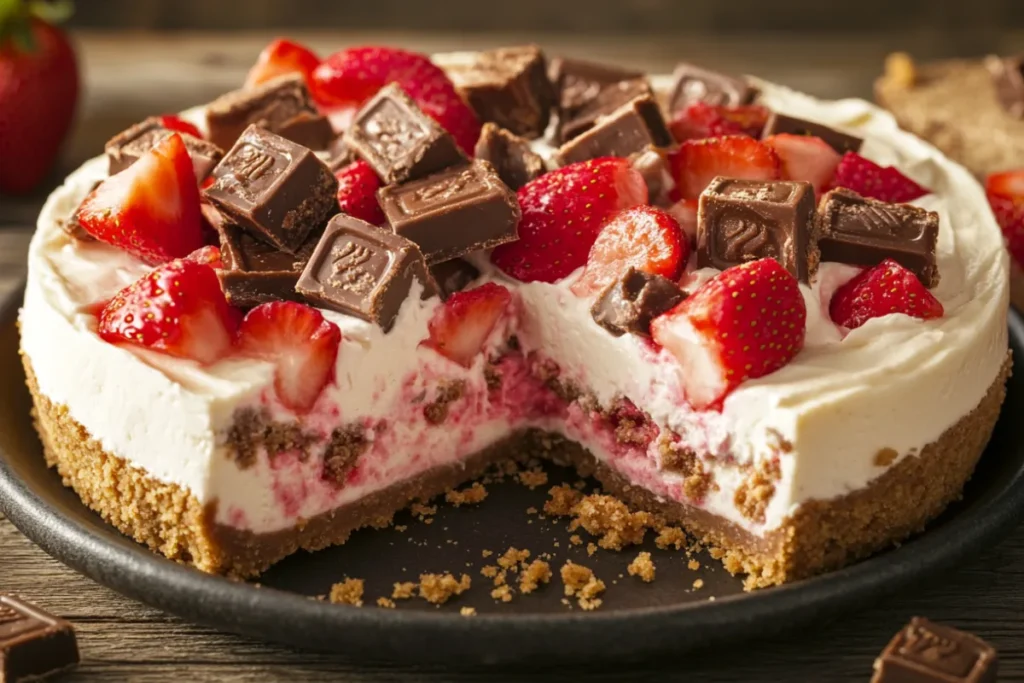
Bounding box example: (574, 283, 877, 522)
(1, 283, 1023, 667)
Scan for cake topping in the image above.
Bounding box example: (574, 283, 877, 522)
(377, 159, 521, 265)
(667, 62, 758, 115)
(629, 146, 672, 203)
(296, 214, 435, 331)
(831, 151, 931, 203)
(554, 94, 673, 166)
(762, 133, 843, 195)
(216, 219, 319, 308)
(0, 594, 80, 683)
(429, 258, 480, 299)
(984, 170, 1024, 268)
(334, 159, 385, 226)
(105, 116, 224, 181)
(986, 54, 1024, 119)
(697, 177, 816, 282)
(830, 259, 944, 330)
(871, 617, 997, 683)
(591, 267, 685, 337)
(669, 135, 782, 200)
(548, 57, 643, 127)
(556, 77, 653, 144)
(816, 187, 940, 287)
(272, 110, 334, 151)
(760, 112, 863, 154)
(205, 73, 327, 151)
(204, 124, 338, 254)
(244, 38, 321, 89)
(668, 102, 770, 141)
(474, 122, 546, 191)
(424, 282, 512, 367)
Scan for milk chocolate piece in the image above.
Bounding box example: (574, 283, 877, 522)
(105, 117, 224, 180)
(668, 62, 758, 115)
(204, 125, 338, 254)
(761, 112, 863, 154)
(815, 187, 939, 287)
(591, 267, 684, 337)
(555, 95, 672, 166)
(629, 146, 671, 204)
(557, 78, 653, 143)
(378, 160, 521, 265)
(430, 258, 480, 299)
(205, 74, 321, 151)
(474, 123, 545, 190)
(274, 111, 334, 151)
(344, 83, 466, 185)
(326, 136, 355, 171)
(549, 57, 644, 116)
(986, 54, 1024, 119)
(697, 177, 816, 282)
(0, 594, 80, 683)
(871, 617, 997, 683)
(216, 215, 319, 308)
(296, 214, 435, 331)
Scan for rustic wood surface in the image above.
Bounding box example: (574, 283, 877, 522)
(2, 31, 1024, 682)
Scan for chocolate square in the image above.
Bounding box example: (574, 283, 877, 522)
(343, 83, 466, 185)
(205, 74, 322, 152)
(296, 214, 436, 331)
(203, 125, 338, 254)
(430, 258, 481, 299)
(377, 159, 521, 265)
(274, 111, 334, 151)
(105, 117, 224, 181)
(815, 187, 939, 287)
(871, 617, 997, 683)
(986, 54, 1024, 119)
(474, 122, 545, 190)
(591, 267, 685, 337)
(554, 95, 672, 166)
(667, 62, 758, 115)
(326, 135, 355, 172)
(556, 78, 653, 143)
(761, 112, 863, 154)
(548, 57, 644, 117)
(0, 594, 80, 683)
(697, 177, 816, 282)
(629, 146, 671, 204)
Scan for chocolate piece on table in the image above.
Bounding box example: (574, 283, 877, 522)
(205, 74, 321, 152)
(815, 187, 939, 287)
(554, 95, 673, 166)
(556, 77, 653, 143)
(343, 83, 466, 185)
(296, 214, 436, 331)
(378, 159, 521, 265)
(986, 54, 1024, 119)
(0, 594, 80, 683)
(548, 57, 644, 116)
(105, 117, 224, 180)
(474, 122, 545, 190)
(871, 617, 997, 683)
(667, 62, 758, 115)
(761, 111, 864, 154)
(697, 177, 816, 282)
(203, 125, 338, 254)
(274, 111, 334, 151)
(430, 258, 481, 299)
(216, 217, 319, 308)
(591, 267, 685, 337)
(326, 135, 355, 172)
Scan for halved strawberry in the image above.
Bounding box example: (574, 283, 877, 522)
(238, 301, 342, 413)
(424, 283, 512, 367)
(98, 258, 239, 365)
(245, 38, 321, 89)
(157, 115, 203, 140)
(831, 152, 930, 203)
(491, 157, 647, 283)
(718, 105, 770, 138)
(571, 206, 688, 297)
(335, 160, 385, 226)
(668, 102, 769, 142)
(763, 133, 841, 194)
(77, 133, 204, 265)
(651, 258, 806, 410)
(185, 245, 223, 269)
(668, 135, 781, 200)
(985, 170, 1024, 267)
(829, 258, 944, 330)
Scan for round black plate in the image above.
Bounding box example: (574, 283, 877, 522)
(2, 284, 1023, 667)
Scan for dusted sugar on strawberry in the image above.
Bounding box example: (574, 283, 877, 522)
(668, 135, 781, 200)
(763, 133, 841, 194)
(335, 160, 385, 226)
(831, 152, 930, 203)
(985, 170, 1024, 267)
(424, 283, 513, 368)
(245, 38, 321, 89)
(829, 259, 944, 330)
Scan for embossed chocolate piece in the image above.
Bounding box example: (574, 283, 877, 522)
(105, 117, 224, 180)
(0, 594, 80, 683)
(697, 177, 816, 282)
(205, 74, 325, 152)
(761, 112, 863, 154)
(986, 54, 1024, 119)
(430, 258, 481, 299)
(815, 187, 939, 287)
(556, 77, 653, 143)
(871, 617, 997, 683)
(377, 160, 521, 265)
(554, 95, 672, 166)
(474, 122, 545, 190)
(668, 62, 758, 115)
(591, 267, 684, 337)
(343, 83, 466, 185)
(549, 57, 644, 117)
(296, 214, 436, 331)
(203, 125, 338, 254)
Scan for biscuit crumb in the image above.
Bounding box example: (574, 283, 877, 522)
(376, 597, 396, 609)
(482, 549, 493, 558)
(445, 482, 488, 506)
(544, 484, 584, 516)
(480, 565, 500, 579)
(560, 561, 606, 611)
(884, 51, 916, 89)
(329, 578, 364, 606)
(491, 585, 514, 602)
(410, 503, 437, 520)
(392, 581, 417, 600)
(693, 578, 704, 590)
(655, 525, 686, 550)
(570, 494, 654, 550)
(526, 506, 538, 515)
(688, 559, 700, 571)
(497, 547, 530, 570)
(569, 534, 582, 546)
(519, 560, 552, 594)
(419, 573, 471, 604)
(394, 524, 408, 533)
(627, 552, 656, 582)
(587, 542, 597, 556)
(517, 468, 549, 489)
(460, 606, 477, 617)
(874, 447, 898, 467)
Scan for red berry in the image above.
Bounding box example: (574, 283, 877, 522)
(831, 152, 930, 203)
(245, 38, 320, 89)
(425, 283, 512, 367)
(829, 258, 944, 330)
(666, 198, 699, 247)
(335, 160, 385, 226)
(184, 245, 223, 269)
(668, 102, 769, 143)
(157, 115, 203, 140)
(668, 135, 781, 200)
(985, 170, 1024, 267)
(717, 105, 770, 138)
(763, 133, 841, 194)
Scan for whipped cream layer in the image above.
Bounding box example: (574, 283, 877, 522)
(20, 76, 1009, 538)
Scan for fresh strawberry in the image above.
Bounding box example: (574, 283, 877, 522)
(668, 102, 769, 142)
(98, 259, 239, 365)
(666, 198, 699, 246)
(571, 206, 688, 297)
(985, 170, 1024, 267)
(831, 152, 930, 202)
(491, 157, 647, 283)
(763, 133, 841, 193)
(718, 105, 770, 138)
(668, 135, 781, 200)
(335, 159, 384, 225)
(651, 258, 806, 410)
(245, 38, 320, 89)
(424, 283, 512, 367)
(0, 4, 79, 194)
(157, 115, 203, 140)
(185, 245, 222, 269)
(829, 259, 944, 330)
(238, 301, 342, 413)
(78, 134, 205, 264)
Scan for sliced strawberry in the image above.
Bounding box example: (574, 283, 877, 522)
(245, 38, 321, 89)
(668, 103, 769, 143)
(651, 258, 806, 410)
(238, 301, 342, 413)
(185, 245, 222, 269)
(829, 259, 944, 330)
(571, 206, 688, 297)
(157, 115, 203, 140)
(77, 133, 204, 265)
(985, 170, 1024, 267)
(491, 157, 648, 283)
(424, 283, 512, 367)
(335, 160, 385, 226)
(666, 198, 699, 246)
(718, 105, 770, 138)
(763, 133, 841, 194)
(98, 259, 239, 365)
(668, 135, 781, 200)
(831, 152, 930, 203)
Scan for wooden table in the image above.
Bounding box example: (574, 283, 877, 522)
(2, 31, 1024, 682)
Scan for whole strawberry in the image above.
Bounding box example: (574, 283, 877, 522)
(829, 258, 944, 330)
(985, 170, 1024, 267)
(831, 152, 930, 203)
(0, 0, 78, 194)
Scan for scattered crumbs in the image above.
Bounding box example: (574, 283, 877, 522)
(553, 541, 560, 548)
(419, 573, 472, 605)
(498, 547, 530, 570)
(481, 565, 500, 579)
(587, 543, 597, 557)
(560, 597, 571, 607)
(517, 467, 549, 489)
(627, 552, 656, 582)
(560, 561, 606, 611)
(329, 578, 364, 607)
(424, 518, 434, 525)
(569, 534, 582, 546)
(392, 581, 417, 600)
(410, 502, 437, 520)
(573, 480, 588, 491)
(526, 506, 538, 515)
(692, 578, 705, 590)
(491, 585, 514, 602)
(376, 597, 396, 609)
(655, 525, 686, 550)
(709, 547, 725, 560)
(571, 494, 654, 550)
(687, 559, 700, 571)
(460, 606, 477, 617)
(493, 570, 508, 587)
(482, 549, 493, 558)
(446, 482, 489, 506)
(519, 560, 552, 594)
(544, 484, 584, 516)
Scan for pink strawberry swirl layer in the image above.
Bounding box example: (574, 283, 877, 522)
(20, 79, 1009, 539)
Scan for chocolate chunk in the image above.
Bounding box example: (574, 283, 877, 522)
(761, 112, 863, 154)
(871, 617, 997, 683)
(205, 74, 322, 152)
(343, 83, 466, 185)
(378, 159, 521, 265)
(815, 187, 939, 287)
(430, 258, 481, 299)
(668, 62, 758, 115)
(61, 181, 101, 241)
(326, 136, 355, 172)
(204, 125, 338, 254)
(557, 78, 654, 143)
(986, 54, 1024, 119)
(296, 214, 436, 331)
(697, 177, 816, 282)
(555, 95, 672, 166)
(0, 594, 80, 683)
(105, 117, 224, 180)
(629, 146, 671, 204)
(446, 45, 555, 138)
(474, 123, 545, 190)
(591, 267, 684, 337)
(549, 57, 644, 117)
(274, 111, 334, 151)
